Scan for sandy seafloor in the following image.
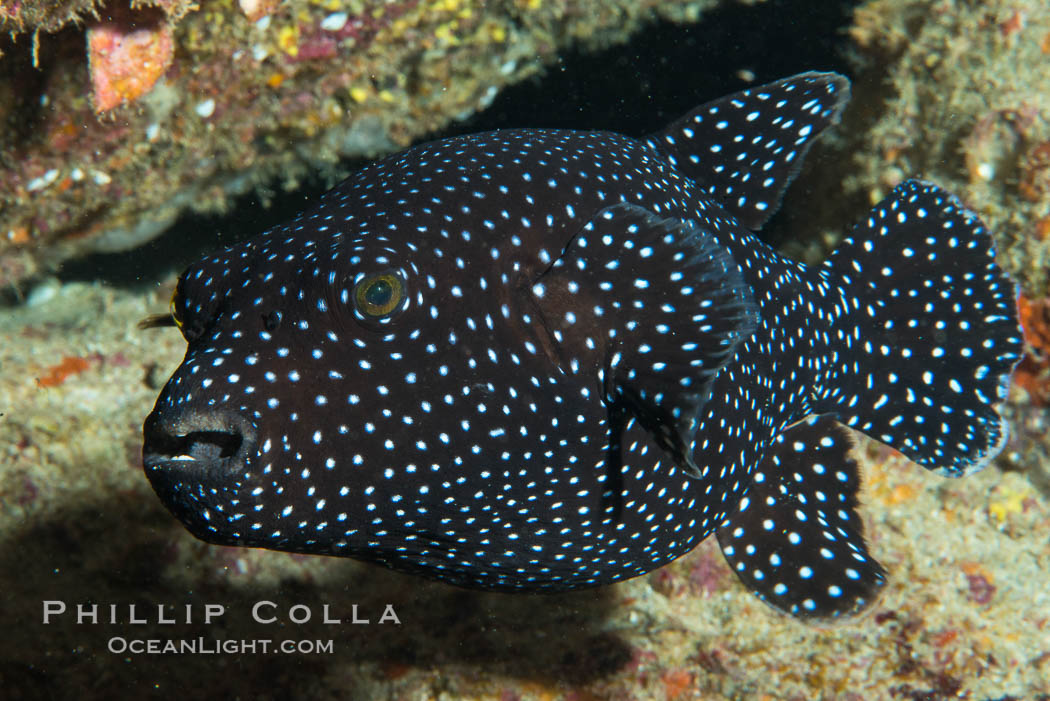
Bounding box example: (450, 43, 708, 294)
(2, 283, 1048, 698)
(3, 5, 1050, 701)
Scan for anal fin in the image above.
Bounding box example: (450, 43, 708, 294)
(715, 415, 886, 619)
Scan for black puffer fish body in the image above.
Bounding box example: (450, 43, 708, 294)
(144, 72, 1024, 619)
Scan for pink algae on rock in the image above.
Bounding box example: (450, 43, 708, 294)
(87, 6, 174, 113)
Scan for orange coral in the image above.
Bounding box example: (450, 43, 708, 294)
(87, 6, 174, 113)
(661, 668, 694, 700)
(1018, 142, 1050, 203)
(1014, 295, 1050, 405)
(1018, 295, 1050, 355)
(36, 356, 91, 388)
(1036, 216, 1050, 241)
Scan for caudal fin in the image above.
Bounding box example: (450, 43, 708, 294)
(813, 179, 1024, 477)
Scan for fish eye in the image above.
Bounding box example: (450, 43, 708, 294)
(352, 271, 405, 320)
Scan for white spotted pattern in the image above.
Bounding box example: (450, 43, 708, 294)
(143, 72, 1023, 621)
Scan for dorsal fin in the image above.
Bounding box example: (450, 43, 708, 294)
(646, 72, 850, 230)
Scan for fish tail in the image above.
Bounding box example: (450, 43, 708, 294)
(813, 179, 1024, 476)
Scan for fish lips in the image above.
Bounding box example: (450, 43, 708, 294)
(142, 407, 258, 542)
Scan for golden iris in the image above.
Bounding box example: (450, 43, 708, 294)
(353, 272, 404, 318)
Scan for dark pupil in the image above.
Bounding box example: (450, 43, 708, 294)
(365, 279, 393, 308)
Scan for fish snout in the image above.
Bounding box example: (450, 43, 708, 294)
(142, 406, 258, 493)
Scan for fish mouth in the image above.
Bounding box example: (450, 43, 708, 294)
(142, 407, 257, 489)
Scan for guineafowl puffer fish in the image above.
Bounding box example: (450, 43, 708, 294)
(142, 72, 1024, 619)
